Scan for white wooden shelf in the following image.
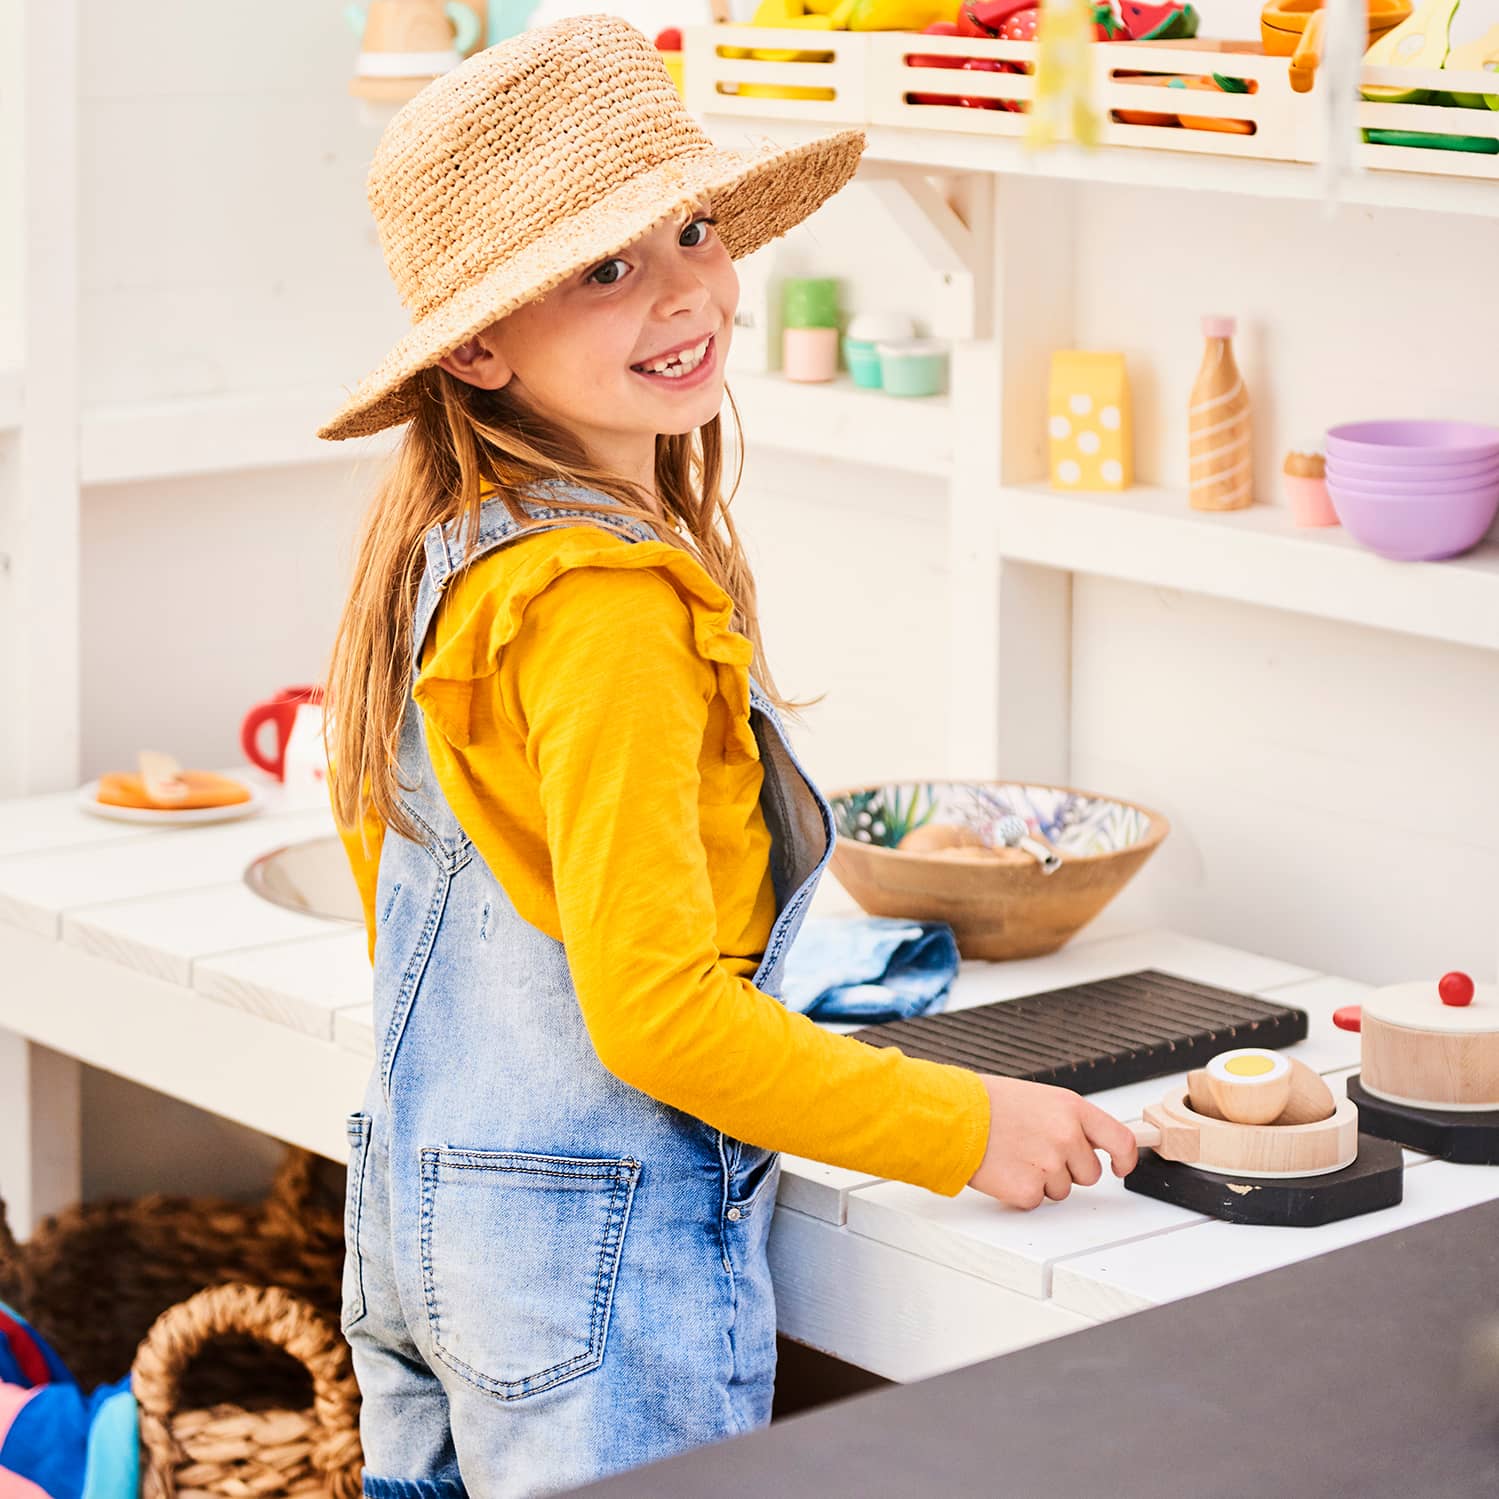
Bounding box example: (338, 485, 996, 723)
(79, 385, 400, 486)
(75, 372, 952, 485)
(987, 481, 1499, 654)
(729, 369, 952, 477)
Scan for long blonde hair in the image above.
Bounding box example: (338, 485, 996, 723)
(324, 365, 812, 847)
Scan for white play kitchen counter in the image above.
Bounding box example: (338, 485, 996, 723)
(3, 772, 1498, 1385)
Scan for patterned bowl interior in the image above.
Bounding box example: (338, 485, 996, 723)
(832, 782, 1154, 857)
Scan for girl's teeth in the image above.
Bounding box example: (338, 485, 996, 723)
(640, 338, 710, 377)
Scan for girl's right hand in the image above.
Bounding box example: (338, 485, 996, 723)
(966, 1075, 1140, 1210)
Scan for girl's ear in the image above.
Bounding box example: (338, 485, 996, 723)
(438, 333, 513, 391)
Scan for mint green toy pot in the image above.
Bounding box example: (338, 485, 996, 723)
(877, 339, 947, 398)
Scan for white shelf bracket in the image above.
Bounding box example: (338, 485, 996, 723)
(861, 171, 983, 341)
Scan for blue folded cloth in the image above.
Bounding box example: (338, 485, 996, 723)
(781, 915, 959, 1024)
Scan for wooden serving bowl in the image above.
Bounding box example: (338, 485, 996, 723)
(827, 780, 1169, 961)
(1135, 1086, 1359, 1178)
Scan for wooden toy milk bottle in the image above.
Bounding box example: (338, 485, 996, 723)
(1188, 315, 1252, 511)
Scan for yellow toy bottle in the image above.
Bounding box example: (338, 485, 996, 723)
(1188, 315, 1252, 511)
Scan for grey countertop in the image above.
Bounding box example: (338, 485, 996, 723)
(571, 1197, 1499, 1498)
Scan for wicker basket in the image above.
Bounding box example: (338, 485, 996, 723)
(133, 1282, 363, 1499)
(0, 1148, 345, 1398)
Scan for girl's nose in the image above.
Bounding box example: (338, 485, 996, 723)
(654, 260, 712, 319)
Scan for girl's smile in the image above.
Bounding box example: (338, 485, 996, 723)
(630, 331, 718, 389)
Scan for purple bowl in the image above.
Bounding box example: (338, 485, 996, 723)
(1327, 480, 1499, 561)
(1324, 462, 1499, 498)
(1326, 451, 1499, 485)
(1325, 420, 1499, 469)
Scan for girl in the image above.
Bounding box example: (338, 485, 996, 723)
(319, 15, 1137, 1498)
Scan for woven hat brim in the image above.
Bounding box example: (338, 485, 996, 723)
(317, 127, 865, 442)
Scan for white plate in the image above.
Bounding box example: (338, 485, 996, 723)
(77, 779, 265, 826)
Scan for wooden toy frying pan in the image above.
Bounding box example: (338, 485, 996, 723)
(1130, 1086, 1359, 1177)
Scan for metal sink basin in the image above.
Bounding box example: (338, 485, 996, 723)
(245, 835, 363, 925)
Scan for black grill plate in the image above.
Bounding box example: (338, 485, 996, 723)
(849, 969, 1308, 1094)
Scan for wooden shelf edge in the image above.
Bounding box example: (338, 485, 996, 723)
(989, 482, 1499, 654)
(700, 116, 1499, 221)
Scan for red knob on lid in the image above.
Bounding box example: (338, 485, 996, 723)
(1439, 971, 1475, 1008)
(1333, 1005, 1362, 1033)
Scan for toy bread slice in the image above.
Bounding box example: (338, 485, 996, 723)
(97, 769, 253, 810)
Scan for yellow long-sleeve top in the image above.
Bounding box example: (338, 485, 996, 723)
(337, 523, 990, 1196)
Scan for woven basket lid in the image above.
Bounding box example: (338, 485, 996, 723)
(318, 13, 865, 441)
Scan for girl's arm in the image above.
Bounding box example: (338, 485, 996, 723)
(502, 563, 990, 1197)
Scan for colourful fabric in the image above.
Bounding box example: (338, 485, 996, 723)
(0, 1304, 137, 1499)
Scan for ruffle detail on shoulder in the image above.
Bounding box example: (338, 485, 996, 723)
(413, 528, 760, 763)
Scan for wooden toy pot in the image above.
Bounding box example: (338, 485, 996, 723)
(1334, 974, 1499, 1112)
(1132, 1086, 1359, 1177)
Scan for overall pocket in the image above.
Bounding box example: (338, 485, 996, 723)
(341, 1112, 373, 1332)
(419, 1147, 641, 1401)
(727, 1145, 781, 1220)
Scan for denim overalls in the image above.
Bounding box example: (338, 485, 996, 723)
(342, 485, 836, 1499)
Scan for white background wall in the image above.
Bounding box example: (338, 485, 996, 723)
(11, 0, 1499, 1195)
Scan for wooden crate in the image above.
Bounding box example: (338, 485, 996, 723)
(683, 25, 868, 125)
(1352, 62, 1499, 183)
(867, 32, 1033, 138)
(869, 34, 1299, 161)
(1092, 40, 1299, 161)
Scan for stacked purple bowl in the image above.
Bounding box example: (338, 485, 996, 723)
(1324, 420, 1499, 562)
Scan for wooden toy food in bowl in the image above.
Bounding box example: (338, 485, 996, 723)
(828, 780, 1168, 960)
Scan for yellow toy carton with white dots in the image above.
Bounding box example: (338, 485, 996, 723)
(1049, 351, 1133, 491)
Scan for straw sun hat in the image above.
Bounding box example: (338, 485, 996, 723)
(317, 12, 865, 442)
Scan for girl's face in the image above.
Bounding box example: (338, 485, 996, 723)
(439, 204, 738, 493)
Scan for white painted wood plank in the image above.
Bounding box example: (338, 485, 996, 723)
(1, 922, 366, 1160)
(730, 371, 952, 479)
(845, 1168, 1203, 1300)
(776, 1156, 883, 1226)
(0, 808, 333, 936)
(0, 786, 153, 857)
(1050, 1156, 1499, 1321)
(334, 1003, 375, 1058)
(768, 1204, 1094, 1383)
(194, 931, 373, 1039)
(992, 481, 1499, 655)
(61, 882, 338, 987)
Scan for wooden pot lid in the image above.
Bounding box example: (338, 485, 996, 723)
(1362, 974, 1499, 1036)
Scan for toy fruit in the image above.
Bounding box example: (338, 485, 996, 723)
(908, 20, 969, 104)
(847, 0, 961, 30)
(957, 0, 1033, 36)
(1444, 25, 1499, 109)
(1000, 6, 1039, 39)
(1117, 0, 1199, 40)
(1361, 0, 1459, 103)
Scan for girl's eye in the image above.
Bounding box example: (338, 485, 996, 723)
(680, 216, 717, 248)
(587, 258, 628, 286)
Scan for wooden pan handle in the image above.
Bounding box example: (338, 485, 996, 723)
(1131, 1121, 1162, 1150)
